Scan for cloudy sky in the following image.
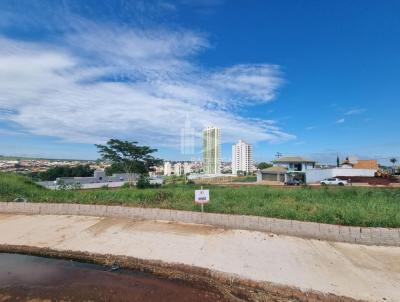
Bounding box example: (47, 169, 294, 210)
(0, 0, 399, 163)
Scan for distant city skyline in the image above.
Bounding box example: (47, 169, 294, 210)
(0, 1, 399, 165)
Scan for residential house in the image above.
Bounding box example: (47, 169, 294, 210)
(256, 156, 316, 183)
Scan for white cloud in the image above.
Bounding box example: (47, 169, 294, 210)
(210, 64, 283, 104)
(306, 126, 315, 130)
(0, 24, 294, 149)
(345, 108, 366, 115)
(336, 118, 345, 124)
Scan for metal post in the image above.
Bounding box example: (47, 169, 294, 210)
(200, 185, 203, 213)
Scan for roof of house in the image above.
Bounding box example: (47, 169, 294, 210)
(272, 156, 316, 163)
(341, 160, 354, 166)
(260, 166, 288, 173)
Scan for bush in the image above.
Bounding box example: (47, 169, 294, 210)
(153, 191, 173, 203)
(136, 175, 151, 189)
(57, 180, 82, 190)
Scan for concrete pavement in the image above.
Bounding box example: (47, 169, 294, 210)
(0, 213, 399, 302)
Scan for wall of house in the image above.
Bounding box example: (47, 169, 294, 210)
(303, 162, 315, 170)
(256, 171, 284, 182)
(274, 162, 314, 172)
(353, 160, 378, 169)
(38, 172, 139, 189)
(305, 168, 377, 183)
(55, 177, 97, 185)
(305, 169, 334, 183)
(256, 171, 262, 182)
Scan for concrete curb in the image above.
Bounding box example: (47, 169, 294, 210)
(1, 202, 399, 246)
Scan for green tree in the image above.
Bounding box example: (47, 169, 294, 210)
(256, 162, 272, 170)
(95, 139, 162, 188)
(104, 162, 125, 176)
(136, 174, 151, 189)
(38, 164, 94, 181)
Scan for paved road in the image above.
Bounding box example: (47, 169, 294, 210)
(0, 214, 399, 302)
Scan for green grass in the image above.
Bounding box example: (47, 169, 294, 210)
(1, 172, 400, 228)
(163, 175, 187, 185)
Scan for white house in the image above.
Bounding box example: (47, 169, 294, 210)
(256, 157, 315, 183)
(256, 156, 377, 184)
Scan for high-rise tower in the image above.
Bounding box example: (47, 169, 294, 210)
(232, 140, 253, 175)
(202, 127, 221, 174)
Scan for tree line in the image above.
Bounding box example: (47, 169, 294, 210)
(34, 164, 95, 181)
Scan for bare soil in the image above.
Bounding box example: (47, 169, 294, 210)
(337, 176, 399, 185)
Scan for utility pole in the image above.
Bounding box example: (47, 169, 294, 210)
(275, 152, 282, 159)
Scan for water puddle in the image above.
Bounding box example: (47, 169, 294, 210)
(0, 253, 226, 301)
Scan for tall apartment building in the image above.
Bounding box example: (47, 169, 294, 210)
(203, 127, 221, 174)
(183, 162, 192, 175)
(231, 139, 253, 175)
(173, 162, 183, 176)
(163, 161, 172, 176)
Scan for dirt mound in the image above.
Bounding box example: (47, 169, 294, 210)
(337, 176, 398, 185)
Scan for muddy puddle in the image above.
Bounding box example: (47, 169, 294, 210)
(0, 253, 226, 302)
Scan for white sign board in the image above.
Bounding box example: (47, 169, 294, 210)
(195, 189, 209, 204)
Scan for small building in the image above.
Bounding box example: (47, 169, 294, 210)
(257, 157, 316, 183)
(36, 170, 155, 189)
(256, 156, 378, 184)
(340, 159, 354, 169)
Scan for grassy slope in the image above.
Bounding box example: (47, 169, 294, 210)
(1, 172, 399, 227)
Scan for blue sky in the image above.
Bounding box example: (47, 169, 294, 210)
(0, 0, 399, 164)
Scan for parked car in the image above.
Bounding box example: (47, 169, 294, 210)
(320, 178, 348, 186)
(285, 179, 301, 186)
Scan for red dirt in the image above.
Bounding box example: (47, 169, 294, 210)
(337, 176, 399, 185)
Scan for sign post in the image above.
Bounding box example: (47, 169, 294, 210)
(195, 186, 209, 213)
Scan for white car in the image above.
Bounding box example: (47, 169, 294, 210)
(320, 178, 348, 186)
